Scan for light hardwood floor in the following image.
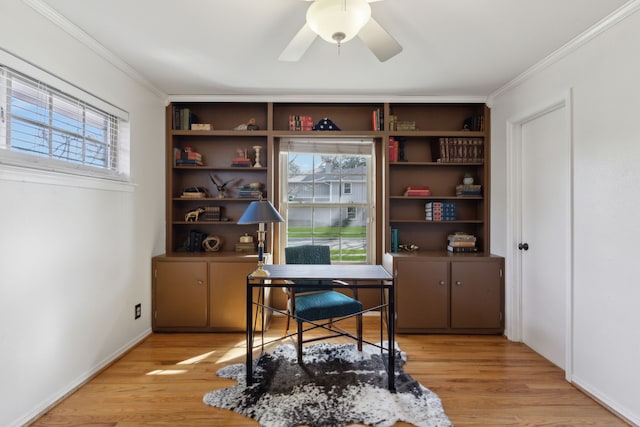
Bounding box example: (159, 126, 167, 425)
(31, 316, 628, 427)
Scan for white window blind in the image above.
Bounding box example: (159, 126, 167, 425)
(0, 61, 129, 182)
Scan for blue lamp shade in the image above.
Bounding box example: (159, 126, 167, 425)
(238, 200, 284, 224)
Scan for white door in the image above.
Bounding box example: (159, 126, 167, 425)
(519, 105, 570, 370)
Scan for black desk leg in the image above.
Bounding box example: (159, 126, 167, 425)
(388, 281, 396, 392)
(246, 279, 253, 386)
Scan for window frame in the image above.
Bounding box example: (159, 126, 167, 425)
(278, 138, 376, 264)
(0, 51, 131, 189)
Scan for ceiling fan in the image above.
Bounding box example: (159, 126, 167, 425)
(279, 0, 403, 62)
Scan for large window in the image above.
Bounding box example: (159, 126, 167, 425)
(280, 138, 375, 263)
(0, 63, 128, 180)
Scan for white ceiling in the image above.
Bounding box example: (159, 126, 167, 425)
(39, 0, 630, 98)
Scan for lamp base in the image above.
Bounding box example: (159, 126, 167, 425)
(250, 264, 270, 277)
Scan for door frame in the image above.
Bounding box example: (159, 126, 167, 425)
(505, 89, 574, 381)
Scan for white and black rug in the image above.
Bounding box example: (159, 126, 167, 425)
(203, 342, 451, 427)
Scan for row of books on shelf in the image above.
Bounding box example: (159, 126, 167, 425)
(400, 185, 481, 198)
(426, 201, 456, 221)
(372, 108, 385, 131)
(389, 229, 480, 253)
(463, 115, 485, 132)
(288, 115, 314, 131)
(388, 115, 416, 131)
(172, 106, 199, 131)
(438, 137, 484, 163)
(447, 232, 478, 253)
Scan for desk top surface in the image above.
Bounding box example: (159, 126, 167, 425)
(250, 264, 393, 281)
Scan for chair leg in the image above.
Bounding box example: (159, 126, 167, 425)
(357, 314, 363, 351)
(284, 309, 291, 334)
(297, 319, 303, 364)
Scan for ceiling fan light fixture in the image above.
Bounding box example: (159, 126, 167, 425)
(306, 0, 371, 45)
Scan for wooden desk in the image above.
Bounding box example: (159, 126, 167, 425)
(246, 264, 396, 391)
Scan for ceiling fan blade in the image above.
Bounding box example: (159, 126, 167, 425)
(278, 23, 317, 62)
(357, 17, 402, 62)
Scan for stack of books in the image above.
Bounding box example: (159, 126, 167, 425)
(202, 206, 221, 221)
(426, 201, 456, 221)
(175, 148, 203, 166)
(404, 185, 431, 197)
(456, 184, 482, 196)
(288, 115, 314, 131)
(231, 157, 252, 167)
(447, 232, 478, 253)
(181, 186, 208, 199)
(237, 185, 263, 198)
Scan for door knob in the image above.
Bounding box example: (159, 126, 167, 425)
(518, 242, 529, 251)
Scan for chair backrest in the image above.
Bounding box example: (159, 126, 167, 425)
(284, 245, 332, 293)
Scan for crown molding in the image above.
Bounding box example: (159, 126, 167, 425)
(487, 0, 640, 107)
(21, 0, 167, 101)
(167, 94, 488, 104)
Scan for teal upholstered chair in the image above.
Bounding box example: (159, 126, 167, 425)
(284, 245, 363, 363)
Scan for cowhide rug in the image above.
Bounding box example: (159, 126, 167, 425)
(203, 342, 451, 427)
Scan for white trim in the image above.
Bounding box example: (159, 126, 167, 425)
(20, 0, 167, 102)
(488, 0, 640, 106)
(16, 329, 151, 427)
(505, 90, 573, 381)
(0, 161, 136, 192)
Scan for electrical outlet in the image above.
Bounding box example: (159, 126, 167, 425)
(135, 303, 141, 319)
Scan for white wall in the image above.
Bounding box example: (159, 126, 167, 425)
(490, 3, 640, 424)
(0, 1, 166, 426)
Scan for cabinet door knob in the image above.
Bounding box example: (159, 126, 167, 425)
(518, 242, 529, 251)
(439, 280, 445, 286)
(455, 280, 462, 286)
(197, 279, 204, 285)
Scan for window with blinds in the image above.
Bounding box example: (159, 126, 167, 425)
(0, 64, 128, 180)
(279, 138, 375, 263)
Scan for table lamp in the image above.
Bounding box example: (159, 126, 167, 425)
(237, 199, 284, 277)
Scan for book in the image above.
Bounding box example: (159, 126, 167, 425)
(391, 228, 399, 252)
(404, 185, 431, 196)
(176, 159, 203, 166)
(447, 245, 479, 253)
(448, 232, 476, 242)
(447, 241, 476, 248)
(389, 137, 399, 162)
(191, 123, 212, 131)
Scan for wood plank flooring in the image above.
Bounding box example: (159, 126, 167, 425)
(30, 316, 628, 426)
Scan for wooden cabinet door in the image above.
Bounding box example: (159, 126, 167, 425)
(396, 260, 448, 330)
(450, 261, 503, 329)
(209, 262, 257, 330)
(154, 261, 208, 328)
